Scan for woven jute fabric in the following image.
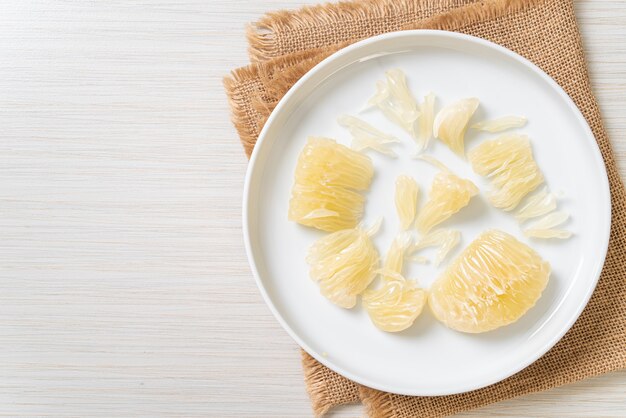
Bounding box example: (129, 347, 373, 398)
(224, 0, 626, 416)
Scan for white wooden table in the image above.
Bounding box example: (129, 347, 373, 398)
(0, 1, 624, 416)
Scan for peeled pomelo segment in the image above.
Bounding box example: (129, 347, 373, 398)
(409, 229, 460, 267)
(524, 211, 572, 239)
(289, 183, 365, 231)
(301, 208, 339, 220)
(386, 70, 415, 106)
(289, 137, 373, 231)
(294, 137, 373, 190)
(415, 154, 451, 172)
(407, 255, 430, 264)
(471, 116, 527, 133)
(515, 187, 557, 222)
(338, 115, 398, 143)
(338, 115, 399, 157)
(367, 69, 420, 137)
(395, 175, 420, 230)
(468, 134, 544, 211)
(363, 270, 427, 332)
(308, 219, 380, 263)
(428, 229, 551, 333)
(415, 92, 436, 152)
(525, 229, 572, 239)
(351, 136, 398, 157)
(306, 226, 380, 308)
(415, 171, 478, 234)
(383, 233, 412, 274)
(363, 217, 383, 237)
(433, 98, 479, 156)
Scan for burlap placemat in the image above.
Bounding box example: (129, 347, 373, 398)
(224, 0, 626, 416)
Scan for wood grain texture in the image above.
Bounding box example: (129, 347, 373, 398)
(0, 0, 623, 416)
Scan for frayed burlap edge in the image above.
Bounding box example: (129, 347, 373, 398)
(360, 386, 396, 418)
(302, 351, 335, 417)
(245, 0, 544, 63)
(246, 0, 461, 62)
(302, 351, 361, 417)
(223, 49, 335, 158)
(405, 0, 545, 30)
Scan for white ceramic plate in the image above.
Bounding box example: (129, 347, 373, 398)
(242, 31, 611, 396)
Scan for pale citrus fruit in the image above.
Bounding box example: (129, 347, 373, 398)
(415, 92, 436, 152)
(394, 175, 419, 230)
(289, 137, 373, 231)
(338, 115, 399, 157)
(471, 115, 527, 133)
(363, 270, 426, 332)
(428, 229, 551, 333)
(523, 211, 572, 239)
(382, 233, 412, 274)
(515, 187, 557, 222)
(415, 170, 478, 234)
(468, 134, 543, 211)
(433, 98, 479, 156)
(306, 225, 379, 308)
(409, 229, 460, 267)
(368, 69, 420, 137)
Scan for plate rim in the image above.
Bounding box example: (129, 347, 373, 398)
(241, 29, 612, 396)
